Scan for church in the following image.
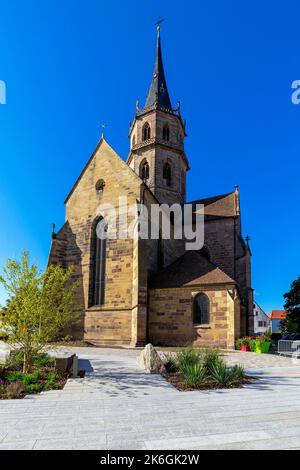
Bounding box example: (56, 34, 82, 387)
(49, 27, 254, 349)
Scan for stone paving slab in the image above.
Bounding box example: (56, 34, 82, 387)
(0, 347, 299, 450)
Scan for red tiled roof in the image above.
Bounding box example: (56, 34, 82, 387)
(268, 310, 287, 320)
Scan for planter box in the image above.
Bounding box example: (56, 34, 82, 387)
(240, 345, 250, 352)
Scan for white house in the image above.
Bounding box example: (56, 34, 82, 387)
(253, 302, 271, 336)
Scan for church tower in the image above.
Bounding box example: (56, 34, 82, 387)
(127, 26, 189, 206)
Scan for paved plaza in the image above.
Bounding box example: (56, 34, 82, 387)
(0, 347, 300, 450)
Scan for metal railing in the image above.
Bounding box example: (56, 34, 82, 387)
(278, 340, 300, 358)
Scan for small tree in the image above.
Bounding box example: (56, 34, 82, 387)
(0, 252, 79, 373)
(281, 275, 300, 333)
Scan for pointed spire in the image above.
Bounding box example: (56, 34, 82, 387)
(145, 26, 172, 110)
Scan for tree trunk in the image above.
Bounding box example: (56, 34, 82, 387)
(23, 350, 31, 374)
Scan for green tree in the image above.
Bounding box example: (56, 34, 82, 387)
(281, 275, 300, 333)
(0, 252, 79, 373)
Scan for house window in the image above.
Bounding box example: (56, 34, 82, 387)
(142, 123, 151, 141)
(194, 293, 210, 325)
(140, 160, 149, 180)
(163, 124, 170, 141)
(92, 217, 107, 306)
(163, 162, 172, 186)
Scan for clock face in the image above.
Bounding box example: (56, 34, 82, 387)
(153, 73, 158, 79)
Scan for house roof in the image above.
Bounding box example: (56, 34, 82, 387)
(149, 250, 235, 289)
(268, 310, 287, 320)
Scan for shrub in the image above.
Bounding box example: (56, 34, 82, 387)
(23, 383, 43, 394)
(236, 337, 253, 349)
(7, 371, 23, 383)
(183, 364, 207, 388)
(201, 348, 222, 374)
(231, 364, 245, 381)
(6, 381, 23, 398)
(177, 348, 201, 373)
(21, 371, 41, 386)
(33, 353, 55, 368)
(164, 356, 178, 373)
(210, 361, 240, 387)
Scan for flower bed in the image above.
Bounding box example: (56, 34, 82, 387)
(163, 348, 252, 391)
(0, 351, 67, 400)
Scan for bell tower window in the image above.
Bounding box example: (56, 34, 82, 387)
(142, 123, 151, 141)
(163, 162, 172, 187)
(140, 160, 150, 181)
(163, 124, 170, 141)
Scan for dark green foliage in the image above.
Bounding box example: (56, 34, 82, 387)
(23, 383, 43, 394)
(231, 364, 245, 381)
(33, 353, 55, 368)
(210, 361, 245, 387)
(170, 347, 246, 390)
(183, 364, 206, 388)
(164, 356, 178, 373)
(201, 348, 222, 374)
(21, 371, 41, 386)
(7, 371, 23, 383)
(281, 275, 300, 333)
(177, 348, 201, 374)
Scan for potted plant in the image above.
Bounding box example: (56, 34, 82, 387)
(236, 337, 251, 352)
(253, 334, 272, 354)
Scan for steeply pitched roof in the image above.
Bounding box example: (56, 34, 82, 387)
(268, 310, 287, 320)
(189, 191, 238, 219)
(144, 27, 172, 110)
(64, 135, 142, 204)
(149, 251, 235, 289)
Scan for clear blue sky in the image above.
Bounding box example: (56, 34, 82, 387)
(0, 0, 299, 313)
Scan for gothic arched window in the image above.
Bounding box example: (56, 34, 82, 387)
(140, 160, 149, 181)
(163, 124, 170, 141)
(91, 217, 107, 306)
(142, 122, 151, 141)
(163, 162, 172, 186)
(132, 135, 136, 148)
(194, 293, 210, 325)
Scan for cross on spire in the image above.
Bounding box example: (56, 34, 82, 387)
(155, 17, 165, 33)
(144, 20, 172, 110)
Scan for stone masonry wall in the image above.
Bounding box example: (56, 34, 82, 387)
(149, 286, 240, 349)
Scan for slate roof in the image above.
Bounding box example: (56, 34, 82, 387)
(149, 250, 235, 289)
(144, 27, 172, 110)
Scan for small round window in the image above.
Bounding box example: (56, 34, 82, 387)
(95, 179, 105, 193)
